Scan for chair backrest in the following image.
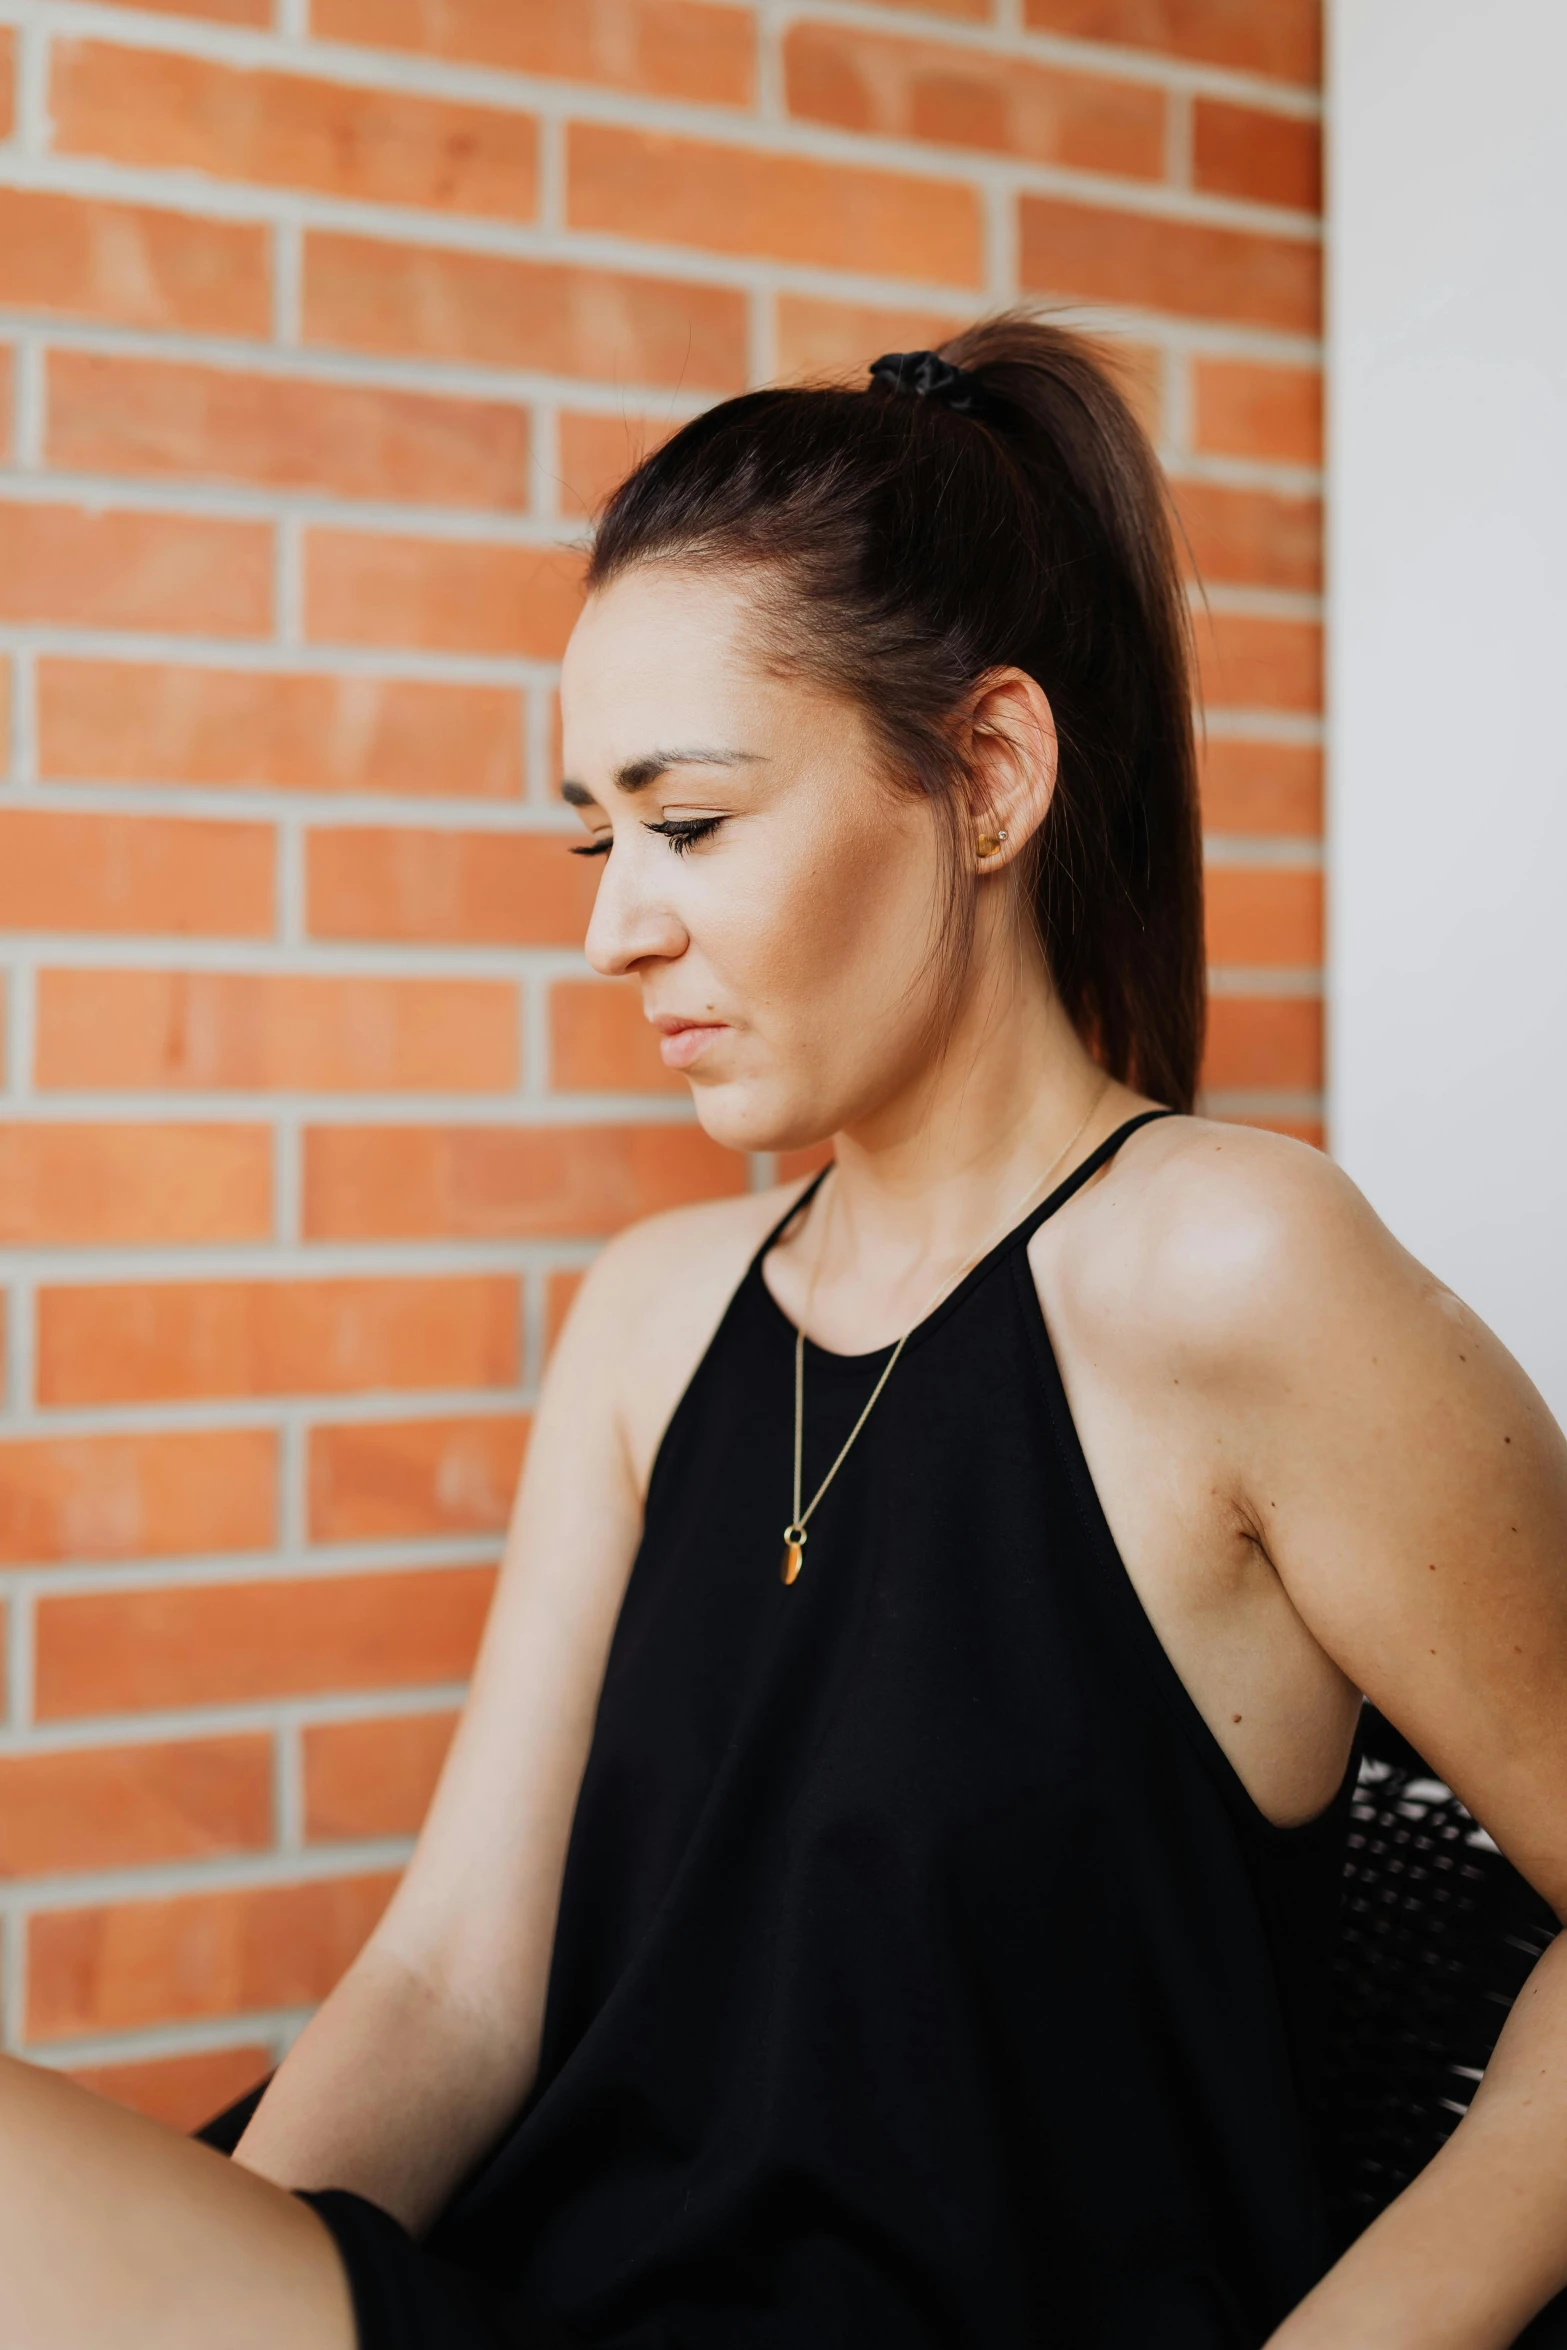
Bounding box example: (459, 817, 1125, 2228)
(1318, 1706, 1566, 2345)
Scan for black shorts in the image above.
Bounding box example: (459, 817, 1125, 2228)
(297, 2188, 571, 2350)
(196, 2080, 568, 2350)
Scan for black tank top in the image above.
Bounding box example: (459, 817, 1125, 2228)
(428, 1113, 1357, 2349)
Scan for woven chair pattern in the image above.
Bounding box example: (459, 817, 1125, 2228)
(1317, 1709, 1565, 2345)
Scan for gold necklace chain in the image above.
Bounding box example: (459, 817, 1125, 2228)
(780, 1080, 1111, 1585)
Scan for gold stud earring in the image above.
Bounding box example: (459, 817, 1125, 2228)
(977, 828, 1009, 858)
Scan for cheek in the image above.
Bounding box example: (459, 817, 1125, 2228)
(705, 801, 943, 1029)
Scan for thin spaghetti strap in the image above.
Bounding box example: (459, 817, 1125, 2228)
(754, 1115, 1171, 1284)
(1013, 1108, 1177, 1246)
(749, 1163, 833, 1272)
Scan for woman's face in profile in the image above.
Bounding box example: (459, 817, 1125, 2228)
(559, 564, 953, 1155)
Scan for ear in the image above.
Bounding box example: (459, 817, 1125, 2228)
(960, 668, 1058, 875)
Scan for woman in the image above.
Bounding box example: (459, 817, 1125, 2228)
(3, 317, 1566, 2350)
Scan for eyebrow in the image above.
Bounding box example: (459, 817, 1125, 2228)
(560, 748, 763, 807)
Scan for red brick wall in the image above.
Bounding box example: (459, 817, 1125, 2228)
(0, 0, 1321, 2126)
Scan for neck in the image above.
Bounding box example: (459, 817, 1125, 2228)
(805, 931, 1134, 1334)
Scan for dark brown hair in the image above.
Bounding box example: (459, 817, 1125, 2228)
(587, 312, 1204, 1112)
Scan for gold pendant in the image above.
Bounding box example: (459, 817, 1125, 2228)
(780, 1524, 807, 1585)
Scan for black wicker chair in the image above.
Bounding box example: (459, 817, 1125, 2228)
(1318, 1705, 1565, 2345)
(196, 1703, 1567, 2342)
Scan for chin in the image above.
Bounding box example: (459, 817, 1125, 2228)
(689, 1077, 837, 1161)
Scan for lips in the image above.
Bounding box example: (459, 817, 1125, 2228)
(652, 1017, 729, 1071)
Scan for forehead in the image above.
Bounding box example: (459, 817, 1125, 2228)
(560, 567, 765, 778)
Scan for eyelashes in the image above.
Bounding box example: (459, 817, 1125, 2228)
(650, 817, 725, 857)
(569, 816, 725, 861)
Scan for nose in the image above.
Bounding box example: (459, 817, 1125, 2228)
(583, 835, 689, 978)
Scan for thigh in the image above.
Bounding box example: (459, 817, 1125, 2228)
(0, 2055, 353, 2350)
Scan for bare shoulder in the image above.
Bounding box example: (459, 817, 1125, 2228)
(1032, 1114, 1567, 1883)
(558, 1174, 817, 1493)
(1051, 1112, 1566, 1596)
(565, 1177, 809, 1355)
(1045, 1113, 1421, 1379)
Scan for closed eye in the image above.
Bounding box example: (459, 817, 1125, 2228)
(569, 816, 725, 860)
(646, 816, 724, 855)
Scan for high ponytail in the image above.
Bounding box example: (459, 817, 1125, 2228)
(587, 312, 1205, 1112)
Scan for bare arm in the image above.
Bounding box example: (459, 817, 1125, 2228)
(226, 1222, 657, 2227)
(228, 1187, 783, 2234)
(231, 1227, 641, 2229)
(1167, 1142, 1567, 2348)
(228, 1933, 541, 2240)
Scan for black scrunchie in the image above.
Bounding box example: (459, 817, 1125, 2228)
(867, 349, 980, 414)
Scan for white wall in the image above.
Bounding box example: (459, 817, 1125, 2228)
(1329, 0, 1567, 1417)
